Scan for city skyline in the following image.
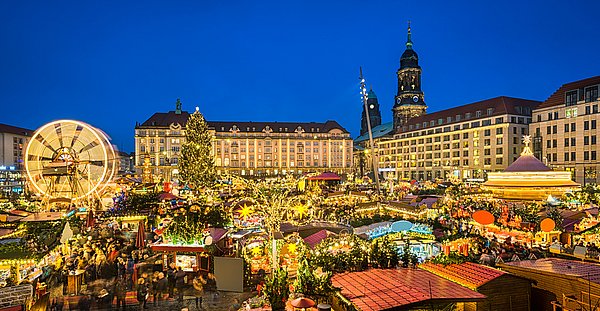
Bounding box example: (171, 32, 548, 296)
(2, 0, 600, 152)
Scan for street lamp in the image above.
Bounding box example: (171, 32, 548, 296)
(359, 67, 380, 193)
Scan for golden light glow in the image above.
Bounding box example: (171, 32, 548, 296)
(239, 204, 254, 219)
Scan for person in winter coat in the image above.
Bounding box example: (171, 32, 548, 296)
(174, 267, 187, 303)
(166, 263, 176, 298)
(191, 272, 206, 310)
(156, 272, 168, 306)
(136, 278, 149, 309)
(114, 276, 127, 310)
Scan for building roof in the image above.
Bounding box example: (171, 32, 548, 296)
(504, 154, 552, 172)
(419, 262, 507, 290)
(303, 229, 335, 249)
(331, 268, 485, 311)
(0, 123, 34, 136)
(501, 258, 600, 286)
(536, 76, 600, 109)
(137, 110, 349, 133)
(397, 96, 540, 134)
(354, 122, 394, 143)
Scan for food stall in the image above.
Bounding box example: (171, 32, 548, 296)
(150, 244, 211, 273)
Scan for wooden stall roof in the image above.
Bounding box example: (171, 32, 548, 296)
(150, 244, 206, 252)
(332, 268, 485, 311)
(419, 262, 509, 290)
(500, 258, 600, 285)
(19, 212, 63, 222)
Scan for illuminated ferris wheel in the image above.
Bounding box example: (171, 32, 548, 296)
(24, 120, 117, 204)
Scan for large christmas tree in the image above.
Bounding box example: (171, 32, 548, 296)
(178, 107, 216, 189)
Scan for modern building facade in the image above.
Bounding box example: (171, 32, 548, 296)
(530, 76, 600, 185)
(135, 101, 353, 181)
(0, 123, 33, 198)
(377, 96, 540, 181)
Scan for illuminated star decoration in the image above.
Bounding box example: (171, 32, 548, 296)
(296, 204, 308, 219)
(251, 247, 262, 257)
(239, 204, 254, 219)
(287, 243, 297, 254)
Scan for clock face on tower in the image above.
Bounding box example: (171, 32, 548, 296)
(369, 104, 374, 109)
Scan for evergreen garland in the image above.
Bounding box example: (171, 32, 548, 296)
(178, 108, 216, 190)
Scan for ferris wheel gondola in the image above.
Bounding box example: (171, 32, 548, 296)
(25, 120, 117, 204)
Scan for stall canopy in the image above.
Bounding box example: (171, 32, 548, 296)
(19, 212, 63, 222)
(303, 229, 336, 249)
(157, 192, 182, 201)
(307, 172, 341, 181)
(136, 221, 146, 249)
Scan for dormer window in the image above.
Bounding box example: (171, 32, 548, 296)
(455, 114, 461, 121)
(566, 90, 578, 106)
(585, 86, 598, 103)
(487, 108, 494, 116)
(465, 113, 472, 119)
(475, 110, 482, 118)
(423, 122, 427, 128)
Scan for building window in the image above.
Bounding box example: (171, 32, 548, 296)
(566, 90, 578, 106)
(553, 125, 557, 134)
(585, 86, 598, 103)
(592, 120, 597, 129)
(585, 121, 590, 130)
(496, 158, 503, 165)
(564, 152, 569, 161)
(571, 137, 576, 147)
(487, 108, 494, 116)
(564, 138, 569, 147)
(571, 123, 576, 132)
(496, 128, 503, 135)
(571, 152, 576, 161)
(564, 124, 570, 133)
(586, 106, 591, 114)
(585, 136, 590, 145)
(566, 107, 578, 118)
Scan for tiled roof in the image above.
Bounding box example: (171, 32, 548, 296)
(332, 268, 485, 311)
(0, 123, 34, 136)
(354, 122, 394, 143)
(502, 258, 600, 285)
(536, 76, 600, 109)
(419, 262, 506, 290)
(397, 96, 540, 134)
(137, 110, 349, 133)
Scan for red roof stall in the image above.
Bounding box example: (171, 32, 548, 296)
(420, 262, 532, 311)
(331, 268, 485, 311)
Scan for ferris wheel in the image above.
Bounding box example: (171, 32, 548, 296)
(25, 120, 117, 203)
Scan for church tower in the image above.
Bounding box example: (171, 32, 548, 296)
(393, 22, 427, 131)
(360, 88, 382, 136)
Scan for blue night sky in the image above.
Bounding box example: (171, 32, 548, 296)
(1, 0, 600, 153)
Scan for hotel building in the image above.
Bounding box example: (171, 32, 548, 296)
(134, 101, 353, 181)
(377, 96, 540, 181)
(0, 123, 33, 197)
(530, 76, 600, 185)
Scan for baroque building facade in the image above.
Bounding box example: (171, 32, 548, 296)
(530, 76, 600, 185)
(135, 101, 353, 181)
